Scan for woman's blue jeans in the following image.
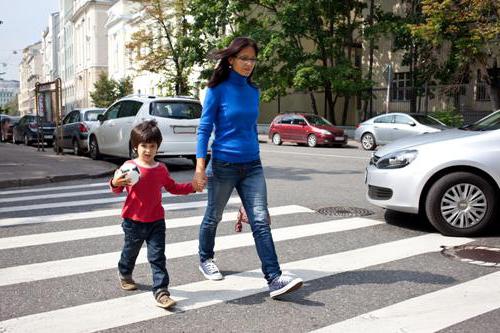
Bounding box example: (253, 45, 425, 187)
(118, 218, 169, 296)
(198, 158, 282, 283)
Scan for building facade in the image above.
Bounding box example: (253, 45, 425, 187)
(18, 42, 43, 116)
(72, 0, 114, 108)
(41, 12, 60, 83)
(0, 80, 20, 109)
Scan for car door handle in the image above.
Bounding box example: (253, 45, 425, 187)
(393, 128, 399, 130)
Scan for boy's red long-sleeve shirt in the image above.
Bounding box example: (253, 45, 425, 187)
(111, 160, 194, 222)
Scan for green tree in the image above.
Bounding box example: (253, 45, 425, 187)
(190, 0, 372, 125)
(410, 0, 500, 110)
(0, 94, 19, 115)
(90, 73, 133, 108)
(127, 0, 201, 96)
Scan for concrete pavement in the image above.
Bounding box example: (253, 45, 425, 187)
(0, 142, 116, 189)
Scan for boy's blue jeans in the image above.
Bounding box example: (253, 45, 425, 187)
(118, 218, 169, 295)
(198, 158, 282, 283)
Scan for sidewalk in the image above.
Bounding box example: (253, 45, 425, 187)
(0, 143, 117, 189)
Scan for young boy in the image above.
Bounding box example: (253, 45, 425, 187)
(111, 120, 199, 309)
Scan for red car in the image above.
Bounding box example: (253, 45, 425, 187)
(268, 113, 347, 147)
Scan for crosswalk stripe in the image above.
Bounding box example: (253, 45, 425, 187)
(0, 217, 382, 287)
(0, 205, 314, 250)
(310, 271, 500, 333)
(0, 197, 241, 227)
(0, 190, 208, 213)
(0, 233, 473, 333)
(0, 189, 112, 203)
(0, 182, 107, 196)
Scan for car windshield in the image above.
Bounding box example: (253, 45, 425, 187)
(150, 102, 202, 119)
(411, 115, 444, 126)
(85, 110, 104, 121)
(462, 110, 500, 131)
(304, 115, 332, 126)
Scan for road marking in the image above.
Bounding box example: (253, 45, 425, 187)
(0, 197, 241, 227)
(0, 234, 472, 333)
(0, 191, 208, 213)
(310, 271, 500, 333)
(0, 182, 108, 196)
(0, 189, 112, 203)
(0, 205, 314, 250)
(260, 149, 369, 160)
(0, 217, 382, 286)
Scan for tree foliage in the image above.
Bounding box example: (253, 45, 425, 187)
(127, 0, 203, 96)
(409, 0, 500, 109)
(90, 73, 133, 108)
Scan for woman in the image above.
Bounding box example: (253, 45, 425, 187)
(193, 37, 303, 298)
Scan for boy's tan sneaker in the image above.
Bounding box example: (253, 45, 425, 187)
(155, 292, 176, 309)
(119, 277, 137, 291)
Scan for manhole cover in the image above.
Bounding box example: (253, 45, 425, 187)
(316, 207, 374, 217)
(441, 245, 500, 267)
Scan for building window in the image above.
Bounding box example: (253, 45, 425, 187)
(391, 72, 411, 101)
(476, 70, 490, 101)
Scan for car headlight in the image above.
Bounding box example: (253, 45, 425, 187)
(376, 150, 418, 169)
(318, 129, 332, 135)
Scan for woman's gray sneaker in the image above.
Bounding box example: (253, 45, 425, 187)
(269, 274, 303, 298)
(199, 258, 223, 280)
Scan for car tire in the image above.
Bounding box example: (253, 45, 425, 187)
(89, 136, 101, 160)
(307, 134, 317, 147)
(73, 140, 81, 156)
(425, 172, 498, 236)
(272, 133, 282, 145)
(361, 133, 376, 150)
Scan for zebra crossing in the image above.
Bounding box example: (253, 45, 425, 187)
(1, 181, 499, 332)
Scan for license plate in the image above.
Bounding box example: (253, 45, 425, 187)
(335, 136, 345, 141)
(173, 126, 196, 134)
(44, 135, 52, 139)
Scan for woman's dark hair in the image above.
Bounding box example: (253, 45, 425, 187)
(207, 37, 259, 88)
(130, 120, 162, 149)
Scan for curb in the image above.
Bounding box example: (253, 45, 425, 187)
(0, 169, 116, 190)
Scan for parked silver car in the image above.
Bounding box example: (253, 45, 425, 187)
(53, 108, 105, 155)
(365, 110, 500, 236)
(355, 113, 449, 150)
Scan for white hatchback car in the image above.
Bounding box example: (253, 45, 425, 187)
(89, 95, 209, 163)
(365, 110, 500, 236)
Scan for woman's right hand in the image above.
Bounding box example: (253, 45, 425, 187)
(193, 158, 208, 191)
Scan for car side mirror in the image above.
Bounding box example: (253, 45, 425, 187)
(408, 121, 416, 126)
(97, 114, 105, 123)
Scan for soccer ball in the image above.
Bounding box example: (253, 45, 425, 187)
(116, 163, 141, 186)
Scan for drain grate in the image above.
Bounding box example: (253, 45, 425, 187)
(441, 245, 500, 267)
(316, 206, 374, 217)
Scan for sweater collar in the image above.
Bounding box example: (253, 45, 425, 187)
(228, 70, 248, 86)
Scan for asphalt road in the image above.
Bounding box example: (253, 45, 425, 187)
(1, 141, 499, 333)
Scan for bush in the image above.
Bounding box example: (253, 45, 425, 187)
(429, 107, 464, 127)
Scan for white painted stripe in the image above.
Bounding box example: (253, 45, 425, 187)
(0, 205, 314, 250)
(0, 190, 207, 213)
(260, 149, 369, 160)
(311, 271, 500, 333)
(0, 197, 241, 227)
(0, 189, 112, 203)
(0, 182, 107, 196)
(0, 234, 473, 333)
(0, 217, 381, 287)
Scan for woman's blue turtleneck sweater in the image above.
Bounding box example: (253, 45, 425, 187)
(196, 70, 260, 163)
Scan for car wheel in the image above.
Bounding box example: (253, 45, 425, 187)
(307, 134, 317, 147)
(272, 133, 282, 145)
(73, 140, 81, 156)
(89, 136, 101, 160)
(425, 172, 498, 236)
(361, 133, 376, 150)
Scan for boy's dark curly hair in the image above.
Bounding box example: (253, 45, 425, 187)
(130, 120, 162, 149)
